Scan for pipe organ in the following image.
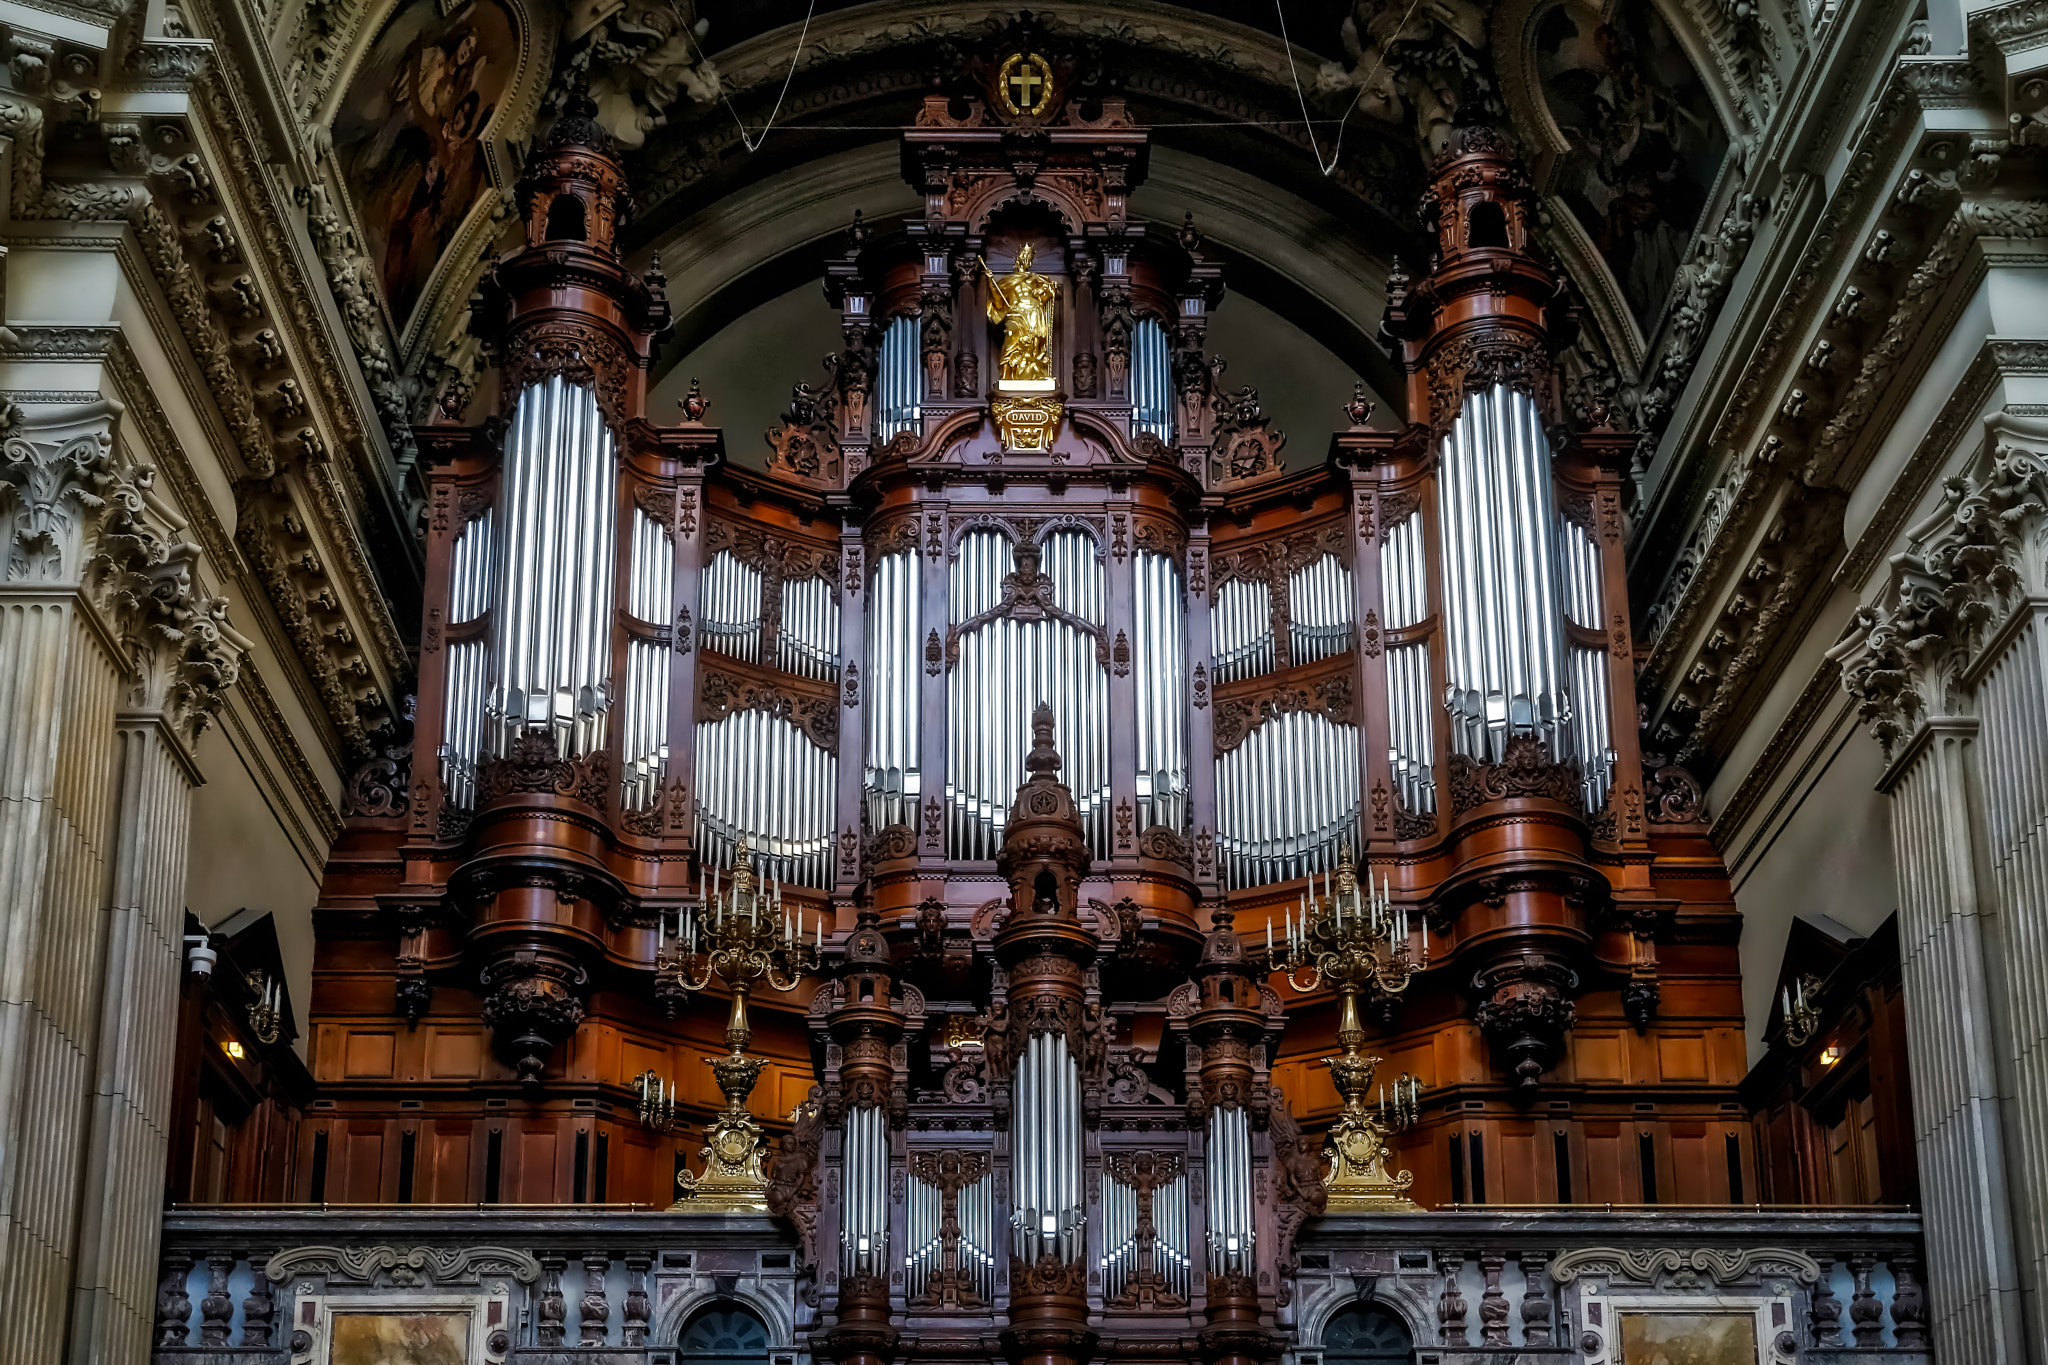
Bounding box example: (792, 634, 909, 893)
(313, 49, 1747, 1365)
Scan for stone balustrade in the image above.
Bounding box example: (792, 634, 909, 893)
(152, 1209, 808, 1365)
(1294, 1211, 1930, 1365)
(152, 1206, 1928, 1363)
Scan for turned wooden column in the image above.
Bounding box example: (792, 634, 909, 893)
(449, 97, 675, 1083)
(1187, 908, 1274, 1365)
(823, 905, 903, 1365)
(1376, 124, 1606, 1091)
(991, 706, 1098, 1365)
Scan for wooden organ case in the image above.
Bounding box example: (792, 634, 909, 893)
(302, 43, 1749, 1365)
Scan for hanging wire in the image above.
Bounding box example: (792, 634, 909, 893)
(674, 0, 820, 153)
(1273, 0, 1430, 175)
(653, 0, 1413, 159)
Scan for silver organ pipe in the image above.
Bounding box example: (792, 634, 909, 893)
(946, 531, 1110, 860)
(777, 576, 841, 681)
(908, 1160, 935, 1300)
(621, 505, 674, 812)
(1010, 1031, 1083, 1265)
(876, 315, 922, 442)
(1560, 515, 1615, 811)
(1102, 1171, 1133, 1301)
(906, 1162, 994, 1304)
(1286, 552, 1354, 666)
(701, 549, 764, 662)
(864, 549, 921, 830)
(1436, 383, 1574, 768)
(842, 1104, 890, 1279)
(1382, 509, 1435, 815)
(1130, 317, 1173, 441)
(1133, 549, 1189, 831)
(693, 709, 837, 887)
(1214, 709, 1361, 888)
(439, 508, 495, 810)
(1157, 1170, 1189, 1300)
(1100, 1167, 1190, 1303)
(1205, 1107, 1253, 1277)
(1211, 577, 1274, 684)
(487, 376, 617, 758)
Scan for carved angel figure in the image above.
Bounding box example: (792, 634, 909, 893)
(583, 1, 723, 149)
(765, 1087, 826, 1267)
(1315, 0, 1491, 157)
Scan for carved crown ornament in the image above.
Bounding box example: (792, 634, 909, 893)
(264, 1245, 544, 1288)
(1212, 675, 1356, 755)
(945, 536, 1110, 669)
(699, 668, 840, 750)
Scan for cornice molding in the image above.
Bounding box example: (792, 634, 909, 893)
(0, 32, 414, 760)
(1640, 57, 1996, 663)
(101, 325, 345, 829)
(1638, 142, 2047, 763)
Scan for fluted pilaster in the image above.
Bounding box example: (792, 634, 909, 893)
(1829, 424, 2048, 1365)
(0, 399, 245, 1363)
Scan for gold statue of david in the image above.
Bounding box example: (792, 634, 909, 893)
(982, 246, 1064, 449)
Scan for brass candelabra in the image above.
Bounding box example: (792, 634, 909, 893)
(635, 1069, 681, 1133)
(243, 970, 282, 1045)
(1781, 973, 1824, 1047)
(652, 839, 820, 1211)
(1268, 844, 1425, 1211)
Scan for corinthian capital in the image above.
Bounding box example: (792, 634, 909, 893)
(0, 399, 132, 584)
(1828, 413, 2048, 758)
(123, 541, 251, 746)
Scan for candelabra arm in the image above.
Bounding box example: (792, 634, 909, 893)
(763, 956, 812, 993)
(1284, 961, 1324, 994)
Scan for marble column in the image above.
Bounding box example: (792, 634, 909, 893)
(0, 399, 246, 1363)
(1829, 426, 2048, 1365)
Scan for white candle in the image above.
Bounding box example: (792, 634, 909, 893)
(1266, 918, 1274, 956)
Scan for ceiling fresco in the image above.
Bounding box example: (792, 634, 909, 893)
(333, 0, 519, 331)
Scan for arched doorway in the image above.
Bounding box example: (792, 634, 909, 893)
(677, 1301, 771, 1365)
(1323, 1303, 1416, 1365)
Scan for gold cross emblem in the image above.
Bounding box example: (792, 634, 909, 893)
(996, 51, 1053, 116)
